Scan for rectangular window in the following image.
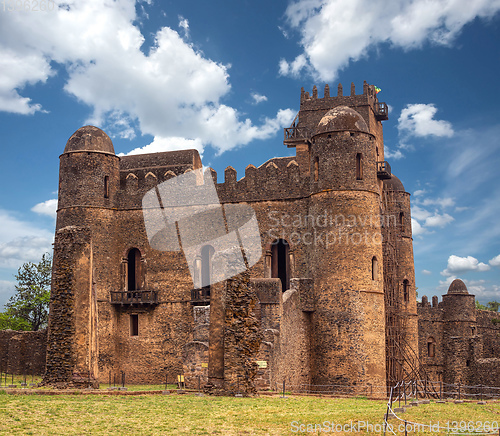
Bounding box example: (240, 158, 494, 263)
(104, 175, 109, 198)
(356, 153, 363, 180)
(130, 314, 139, 336)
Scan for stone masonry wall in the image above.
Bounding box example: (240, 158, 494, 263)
(0, 329, 47, 376)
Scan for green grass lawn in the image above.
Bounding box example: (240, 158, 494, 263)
(0, 390, 499, 435)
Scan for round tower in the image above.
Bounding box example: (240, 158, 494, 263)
(57, 125, 120, 230)
(442, 279, 477, 385)
(307, 106, 386, 388)
(382, 175, 418, 384)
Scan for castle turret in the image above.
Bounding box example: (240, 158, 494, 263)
(382, 175, 418, 385)
(57, 126, 120, 228)
(305, 98, 386, 388)
(442, 279, 477, 385)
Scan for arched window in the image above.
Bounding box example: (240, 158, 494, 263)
(427, 337, 436, 357)
(403, 279, 410, 302)
(201, 245, 214, 292)
(104, 175, 110, 198)
(271, 239, 290, 292)
(372, 256, 378, 281)
(127, 248, 142, 291)
(356, 153, 363, 180)
(314, 156, 319, 182)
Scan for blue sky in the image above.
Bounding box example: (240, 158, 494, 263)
(1, 0, 500, 308)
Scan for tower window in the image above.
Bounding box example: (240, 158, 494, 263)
(127, 248, 142, 291)
(427, 337, 435, 357)
(399, 212, 405, 233)
(372, 256, 378, 281)
(104, 175, 110, 198)
(403, 279, 410, 302)
(356, 153, 363, 180)
(314, 157, 319, 182)
(271, 239, 290, 292)
(130, 314, 139, 336)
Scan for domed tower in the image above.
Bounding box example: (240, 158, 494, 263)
(307, 105, 386, 389)
(45, 126, 120, 388)
(382, 175, 418, 385)
(442, 279, 477, 385)
(57, 125, 120, 230)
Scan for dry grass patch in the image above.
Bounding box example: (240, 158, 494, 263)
(0, 391, 498, 435)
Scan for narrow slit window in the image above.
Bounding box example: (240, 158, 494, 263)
(130, 314, 139, 336)
(356, 153, 363, 180)
(403, 279, 410, 302)
(400, 212, 405, 233)
(314, 157, 319, 182)
(104, 175, 110, 198)
(372, 256, 378, 281)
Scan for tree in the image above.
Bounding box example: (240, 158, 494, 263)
(476, 300, 500, 312)
(486, 301, 500, 312)
(4, 253, 52, 331)
(0, 310, 31, 331)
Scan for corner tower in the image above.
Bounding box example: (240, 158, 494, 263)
(45, 126, 120, 387)
(286, 83, 389, 389)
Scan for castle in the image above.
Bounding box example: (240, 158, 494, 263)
(35, 81, 500, 393)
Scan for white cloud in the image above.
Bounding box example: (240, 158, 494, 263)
(251, 93, 268, 104)
(424, 212, 454, 228)
(0, 0, 291, 154)
(0, 280, 15, 310)
(124, 136, 205, 156)
(31, 199, 58, 218)
(398, 104, 454, 138)
(178, 16, 189, 38)
(489, 254, 500, 267)
(411, 218, 426, 236)
(413, 189, 426, 197)
(0, 209, 53, 269)
(384, 146, 404, 160)
(420, 197, 455, 208)
(421, 269, 432, 275)
(441, 255, 491, 277)
(281, 0, 500, 81)
(411, 205, 432, 221)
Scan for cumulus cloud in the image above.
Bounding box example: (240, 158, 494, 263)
(31, 199, 58, 218)
(0, 0, 292, 154)
(0, 280, 15, 310)
(384, 146, 404, 160)
(411, 218, 426, 236)
(251, 93, 268, 104)
(441, 255, 491, 277)
(421, 269, 432, 275)
(424, 212, 454, 228)
(489, 254, 500, 267)
(281, 0, 500, 81)
(0, 209, 53, 269)
(398, 104, 454, 138)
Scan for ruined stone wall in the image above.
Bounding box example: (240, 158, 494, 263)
(274, 283, 312, 390)
(476, 310, 500, 358)
(417, 300, 445, 382)
(0, 329, 47, 376)
(44, 226, 97, 388)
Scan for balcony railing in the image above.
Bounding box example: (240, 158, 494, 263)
(110, 290, 158, 306)
(377, 161, 392, 180)
(191, 287, 210, 305)
(375, 102, 388, 121)
(283, 126, 312, 146)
